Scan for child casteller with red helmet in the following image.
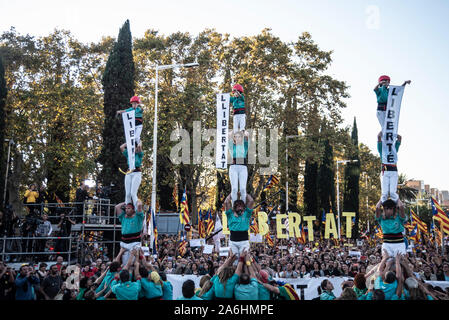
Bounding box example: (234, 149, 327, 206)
(230, 84, 245, 133)
(374, 76, 411, 127)
(117, 96, 144, 145)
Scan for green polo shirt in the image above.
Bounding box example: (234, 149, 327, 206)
(257, 283, 271, 300)
(162, 281, 173, 300)
(234, 278, 259, 300)
(123, 149, 144, 168)
(139, 278, 163, 299)
(177, 295, 203, 300)
(118, 210, 144, 235)
(211, 274, 239, 298)
(225, 208, 253, 232)
(376, 214, 406, 234)
(125, 106, 143, 119)
(374, 86, 389, 105)
(111, 280, 141, 300)
(230, 95, 245, 114)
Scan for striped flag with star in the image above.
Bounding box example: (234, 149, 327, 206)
(198, 209, 206, 239)
(206, 209, 214, 236)
(431, 196, 449, 234)
(265, 233, 274, 247)
(178, 231, 188, 257)
(179, 187, 190, 225)
(263, 175, 280, 192)
(410, 209, 428, 234)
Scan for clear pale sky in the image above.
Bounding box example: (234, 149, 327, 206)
(2, 0, 449, 192)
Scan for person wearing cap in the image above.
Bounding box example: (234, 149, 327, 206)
(114, 200, 144, 266)
(374, 76, 411, 127)
(228, 130, 250, 205)
(117, 95, 144, 145)
(120, 142, 144, 207)
(230, 84, 245, 133)
(377, 131, 401, 204)
(224, 193, 255, 258)
(375, 198, 407, 257)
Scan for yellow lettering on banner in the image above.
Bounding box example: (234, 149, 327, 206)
(303, 216, 316, 242)
(276, 214, 288, 239)
(343, 212, 356, 238)
(222, 212, 229, 235)
(324, 213, 338, 239)
(288, 213, 301, 237)
(258, 211, 269, 236)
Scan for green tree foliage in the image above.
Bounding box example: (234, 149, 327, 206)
(98, 20, 135, 204)
(0, 55, 6, 206)
(0, 27, 110, 212)
(343, 117, 360, 238)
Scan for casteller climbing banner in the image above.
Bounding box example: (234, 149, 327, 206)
(216, 93, 230, 169)
(122, 110, 136, 171)
(382, 85, 404, 165)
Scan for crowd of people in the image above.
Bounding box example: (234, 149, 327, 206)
(1, 229, 448, 300)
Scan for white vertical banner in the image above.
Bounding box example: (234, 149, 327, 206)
(122, 110, 136, 171)
(216, 93, 230, 169)
(382, 85, 404, 164)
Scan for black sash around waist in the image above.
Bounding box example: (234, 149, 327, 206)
(121, 231, 142, 243)
(230, 230, 249, 242)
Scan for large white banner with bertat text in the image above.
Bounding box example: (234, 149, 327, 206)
(122, 110, 136, 171)
(382, 85, 404, 164)
(216, 93, 230, 169)
(166, 275, 449, 300)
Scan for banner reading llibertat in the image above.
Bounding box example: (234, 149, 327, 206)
(382, 85, 405, 164)
(216, 93, 230, 169)
(122, 110, 136, 171)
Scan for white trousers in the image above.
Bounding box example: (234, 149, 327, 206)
(233, 114, 246, 133)
(230, 240, 250, 258)
(377, 110, 386, 127)
(125, 171, 142, 206)
(135, 124, 143, 145)
(382, 242, 406, 257)
(120, 241, 141, 266)
(380, 170, 398, 202)
(229, 165, 247, 203)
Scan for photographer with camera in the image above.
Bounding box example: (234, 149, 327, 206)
(15, 264, 40, 300)
(0, 261, 16, 300)
(54, 212, 75, 259)
(20, 209, 43, 261)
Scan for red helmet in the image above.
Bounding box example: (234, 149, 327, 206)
(130, 96, 141, 104)
(378, 75, 390, 82)
(232, 84, 244, 93)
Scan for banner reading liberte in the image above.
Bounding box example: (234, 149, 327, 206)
(216, 93, 230, 169)
(122, 110, 136, 171)
(382, 85, 405, 164)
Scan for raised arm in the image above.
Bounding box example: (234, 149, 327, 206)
(395, 254, 403, 297)
(375, 200, 382, 220)
(396, 199, 405, 219)
(235, 251, 246, 277)
(136, 200, 143, 213)
(120, 143, 126, 153)
(224, 194, 232, 212)
(94, 265, 110, 286)
(246, 194, 254, 210)
(115, 202, 126, 216)
(217, 249, 236, 275)
(379, 250, 389, 280)
(401, 80, 411, 86)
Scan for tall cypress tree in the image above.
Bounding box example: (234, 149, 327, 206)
(304, 159, 319, 218)
(343, 117, 360, 238)
(317, 135, 336, 215)
(0, 56, 6, 207)
(98, 20, 135, 204)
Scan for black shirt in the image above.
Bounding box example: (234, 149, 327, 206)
(42, 275, 63, 299)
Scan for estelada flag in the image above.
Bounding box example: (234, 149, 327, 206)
(179, 187, 190, 225)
